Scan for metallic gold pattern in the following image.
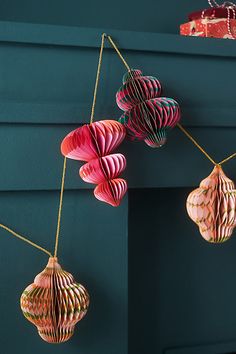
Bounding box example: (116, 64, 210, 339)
(186, 165, 236, 243)
(20, 257, 89, 343)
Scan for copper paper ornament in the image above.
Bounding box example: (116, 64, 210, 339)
(20, 257, 89, 343)
(116, 69, 181, 147)
(61, 119, 127, 207)
(186, 165, 236, 243)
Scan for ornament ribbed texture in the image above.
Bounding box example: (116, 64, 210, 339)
(186, 165, 236, 243)
(116, 69, 181, 147)
(61, 120, 127, 207)
(20, 257, 89, 343)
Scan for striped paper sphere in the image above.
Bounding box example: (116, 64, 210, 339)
(61, 120, 127, 207)
(186, 165, 236, 243)
(20, 257, 89, 343)
(116, 69, 181, 147)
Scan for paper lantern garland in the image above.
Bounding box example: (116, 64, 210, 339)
(61, 120, 127, 207)
(1, 32, 236, 349)
(186, 165, 236, 243)
(20, 257, 89, 343)
(116, 69, 181, 148)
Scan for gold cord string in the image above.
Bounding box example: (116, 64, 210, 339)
(177, 123, 236, 166)
(106, 35, 131, 72)
(105, 34, 236, 167)
(54, 156, 67, 258)
(0, 223, 52, 257)
(90, 33, 106, 124)
(0, 157, 67, 258)
(105, 36, 158, 134)
(218, 152, 236, 165)
(177, 123, 217, 165)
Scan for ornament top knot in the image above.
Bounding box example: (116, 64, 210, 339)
(186, 165, 236, 243)
(116, 69, 181, 148)
(117, 69, 162, 111)
(122, 69, 143, 83)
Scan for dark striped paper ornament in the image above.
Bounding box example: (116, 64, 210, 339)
(116, 69, 181, 148)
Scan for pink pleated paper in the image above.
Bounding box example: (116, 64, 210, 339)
(61, 120, 127, 207)
(116, 69, 181, 147)
(21, 257, 89, 343)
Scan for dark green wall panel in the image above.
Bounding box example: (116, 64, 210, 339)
(0, 190, 128, 354)
(0, 0, 207, 33)
(165, 341, 236, 354)
(0, 125, 236, 191)
(0, 25, 236, 127)
(129, 188, 236, 354)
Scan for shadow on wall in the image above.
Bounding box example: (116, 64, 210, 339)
(129, 188, 236, 354)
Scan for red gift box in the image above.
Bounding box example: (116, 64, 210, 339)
(188, 7, 235, 20)
(180, 5, 236, 39)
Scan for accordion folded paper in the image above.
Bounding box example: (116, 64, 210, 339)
(186, 165, 236, 243)
(116, 69, 181, 147)
(61, 120, 127, 206)
(20, 257, 89, 343)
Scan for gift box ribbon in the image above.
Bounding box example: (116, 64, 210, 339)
(188, 1, 236, 38)
(188, 7, 235, 21)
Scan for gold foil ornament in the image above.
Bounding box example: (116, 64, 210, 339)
(20, 257, 89, 343)
(186, 165, 236, 243)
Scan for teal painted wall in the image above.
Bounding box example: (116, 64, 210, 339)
(0, 191, 128, 354)
(129, 189, 236, 354)
(0, 0, 206, 33)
